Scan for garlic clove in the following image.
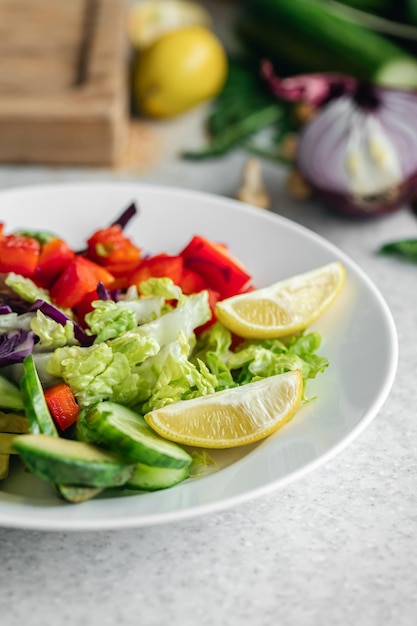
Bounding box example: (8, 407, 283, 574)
(236, 159, 271, 210)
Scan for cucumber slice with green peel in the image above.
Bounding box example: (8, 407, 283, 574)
(83, 402, 192, 469)
(20, 355, 58, 436)
(237, 0, 417, 87)
(0, 374, 24, 411)
(75, 411, 100, 444)
(55, 484, 104, 503)
(0, 453, 10, 480)
(12, 434, 136, 488)
(126, 462, 190, 491)
(0, 411, 29, 434)
(0, 433, 21, 454)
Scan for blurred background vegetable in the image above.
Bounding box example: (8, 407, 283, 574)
(128, 0, 212, 49)
(262, 66, 417, 217)
(178, 0, 417, 218)
(129, 0, 228, 118)
(182, 56, 296, 161)
(236, 0, 417, 86)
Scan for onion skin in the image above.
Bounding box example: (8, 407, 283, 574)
(309, 182, 414, 219)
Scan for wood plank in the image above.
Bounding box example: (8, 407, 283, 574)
(0, 0, 129, 165)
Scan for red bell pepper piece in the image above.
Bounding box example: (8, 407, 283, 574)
(128, 253, 184, 288)
(34, 237, 75, 288)
(44, 382, 80, 431)
(50, 256, 115, 309)
(73, 288, 101, 325)
(178, 267, 207, 295)
(0, 233, 40, 277)
(179, 236, 252, 298)
(195, 288, 221, 334)
(86, 225, 142, 276)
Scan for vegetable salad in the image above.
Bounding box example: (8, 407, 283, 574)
(0, 202, 328, 501)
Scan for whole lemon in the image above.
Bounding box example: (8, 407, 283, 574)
(133, 25, 228, 118)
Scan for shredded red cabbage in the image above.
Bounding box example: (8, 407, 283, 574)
(29, 300, 94, 346)
(111, 202, 138, 229)
(0, 329, 35, 366)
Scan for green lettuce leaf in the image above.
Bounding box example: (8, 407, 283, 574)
(138, 277, 182, 302)
(138, 331, 218, 413)
(5, 273, 51, 304)
(227, 332, 328, 387)
(85, 301, 138, 343)
(30, 310, 77, 350)
(109, 331, 160, 367)
(192, 322, 237, 390)
(85, 296, 164, 343)
(46, 344, 140, 407)
(0, 312, 34, 332)
(131, 290, 211, 348)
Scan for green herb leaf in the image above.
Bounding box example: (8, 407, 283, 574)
(378, 239, 417, 261)
(182, 56, 294, 161)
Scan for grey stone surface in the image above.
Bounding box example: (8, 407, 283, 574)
(0, 3, 416, 620)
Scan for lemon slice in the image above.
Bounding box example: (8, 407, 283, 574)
(144, 370, 303, 448)
(128, 0, 212, 49)
(215, 262, 346, 339)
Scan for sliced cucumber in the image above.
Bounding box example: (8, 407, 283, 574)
(126, 462, 189, 491)
(237, 0, 417, 87)
(0, 411, 29, 434)
(0, 433, 21, 454)
(75, 411, 99, 444)
(0, 374, 24, 411)
(83, 401, 192, 469)
(20, 355, 58, 436)
(55, 484, 104, 503)
(12, 434, 136, 488)
(0, 453, 10, 480)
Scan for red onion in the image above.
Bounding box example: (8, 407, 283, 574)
(262, 61, 417, 217)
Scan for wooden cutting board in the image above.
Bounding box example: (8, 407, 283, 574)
(0, 0, 129, 166)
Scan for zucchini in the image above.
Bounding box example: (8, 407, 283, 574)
(20, 355, 58, 436)
(236, 0, 417, 87)
(0, 374, 24, 411)
(126, 462, 189, 491)
(12, 434, 136, 488)
(81, 401, 192, 469)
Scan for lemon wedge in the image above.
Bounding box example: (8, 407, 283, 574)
(215, 262, 346, 339)
(128, 0, 212, 49)
(144, 370, 303, 448)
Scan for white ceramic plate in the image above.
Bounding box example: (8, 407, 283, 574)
(0, 182, 398, 531)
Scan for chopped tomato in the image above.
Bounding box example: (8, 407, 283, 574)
(128, 253, 184, 287)
(34, 237, 75, 288)
(0, 234, 40, 277)
(44, 383, 80, 431)
(86, 225, 142, 276)
(179, 235, 252, 298)
(50, 256, 115, 308)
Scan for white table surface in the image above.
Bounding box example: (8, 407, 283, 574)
(1, 3, 416, 624)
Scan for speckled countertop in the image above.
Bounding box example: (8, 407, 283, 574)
(1, 3, 416, 624)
